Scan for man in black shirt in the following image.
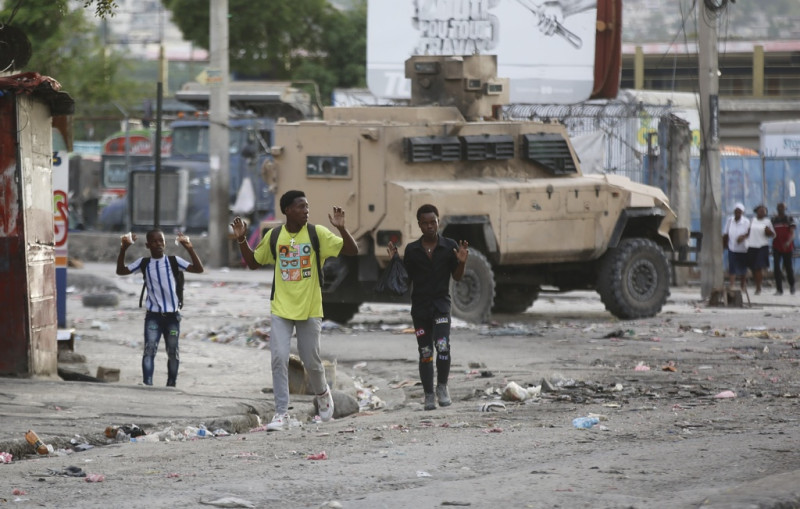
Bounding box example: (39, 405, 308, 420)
(388, 204, 469, 410)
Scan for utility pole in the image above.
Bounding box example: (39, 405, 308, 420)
(697, 1, 723, 299)
(208, 0, 230, 267)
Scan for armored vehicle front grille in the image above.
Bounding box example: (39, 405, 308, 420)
(522, 133, 578, 175)
(404, 136, 461, 163)
(461, 135, 514, 161)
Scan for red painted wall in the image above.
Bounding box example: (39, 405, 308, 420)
(0, 94, 30, 374)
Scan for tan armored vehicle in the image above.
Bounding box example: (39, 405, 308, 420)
(264, 55, 688, 323)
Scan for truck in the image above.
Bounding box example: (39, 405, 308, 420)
(264, 54, 688, 324)
(125, 81, 317, 233)
(760, 120, 800, 157)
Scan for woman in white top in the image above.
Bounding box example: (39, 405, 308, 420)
(724, 203, 751, 291)
(747, 204, 775, 295)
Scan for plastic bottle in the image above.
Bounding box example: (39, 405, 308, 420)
(184, 426, 211, 438)
(25, 430, 49, 455)
(572, 416, 599, 429)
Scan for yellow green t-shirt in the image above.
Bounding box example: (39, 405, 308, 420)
(252, 224, 343, 320)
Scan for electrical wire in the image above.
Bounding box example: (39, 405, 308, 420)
(2, 0, 24, 26)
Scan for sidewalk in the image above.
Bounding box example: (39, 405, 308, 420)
(0, 262, 279, 459)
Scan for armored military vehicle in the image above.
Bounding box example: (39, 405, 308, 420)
(263, 54, 688, 323)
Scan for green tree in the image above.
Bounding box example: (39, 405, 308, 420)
(295, 0, 367, 97)
(162, 0, 367, 104)
(1, 0, 144, 139)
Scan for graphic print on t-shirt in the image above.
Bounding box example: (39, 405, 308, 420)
(279, 242, 313, 281)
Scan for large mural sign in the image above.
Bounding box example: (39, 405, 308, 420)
(367, 0, 597, 103)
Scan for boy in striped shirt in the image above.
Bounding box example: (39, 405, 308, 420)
(116, 229, 204, 386)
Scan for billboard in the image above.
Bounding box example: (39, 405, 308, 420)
(367, 0, 598, 103)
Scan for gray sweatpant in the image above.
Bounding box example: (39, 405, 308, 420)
(269, 314, 328, 415)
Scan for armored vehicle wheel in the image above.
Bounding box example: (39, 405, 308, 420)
(597, 238, 670, 319)
(323, 302, 361, 324)
(492, 285, 539, 314)
(450, 249, 495, 323)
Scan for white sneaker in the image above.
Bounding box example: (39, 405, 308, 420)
(267, 412, 290, 431)
(316, 387, 334, 422)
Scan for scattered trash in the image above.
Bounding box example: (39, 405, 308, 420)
(70, 436, 94, 451)
(184, 426, 213, 438)
(307, 451, 328, 460)
(479, 402, 506, 412)
(501, 381, 540, 402)
(131, 434, 160, 443)
(572, 416, 600, 429)
(634, 362, 651, 372)
(662, 362, 678, 372)
(354, 378, 385, 411)
(106, 424, 147, 440)
(0, 452, 12, 463)
(46, 466, 86, 477)
(199, 496, 257, 508)
(483, 427, 503, 433)
(320, 320, 342, 331)
(320, 502, 344, 509)
(540, 377, 557, 393)
(480, 324, 542, 337)
(85, 473, 105, 482)
(416, 470, 432, 477)
(25, 429, 49, 455)
(714, 390, 736, 399)
(12, 488, 26, 495)
(90, 320, 110, 330)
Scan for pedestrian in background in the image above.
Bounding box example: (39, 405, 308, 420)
(231, 190, 358, 431)
(388, 204, 469, 411)
(747, 204, 774, 295)
(723, 202, 750, 292)
(116, 230, 204, 387)
(772, 202, 796, 295)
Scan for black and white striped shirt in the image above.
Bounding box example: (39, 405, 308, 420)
(127, 256, 190, 313)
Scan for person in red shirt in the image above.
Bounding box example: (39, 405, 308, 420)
(771, 202, 796, 295)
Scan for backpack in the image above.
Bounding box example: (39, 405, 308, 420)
(268, 224, 321, 300)
(139, 255, 184, 309)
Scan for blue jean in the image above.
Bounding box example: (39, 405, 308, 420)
(143, 311, 181, 386)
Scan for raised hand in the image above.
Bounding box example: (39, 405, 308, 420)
(328, 206, 347, 230)
(455, 240, 469, 263)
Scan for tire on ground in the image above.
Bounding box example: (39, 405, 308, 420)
(597, 237, 670, 319)
(492, 285, 539, 314)
(450, 249, 495, 323)
(322, 302, 361, 324)
(82, 293, 120, 308)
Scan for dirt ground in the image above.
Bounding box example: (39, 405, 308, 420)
(4, 264, 800, 509)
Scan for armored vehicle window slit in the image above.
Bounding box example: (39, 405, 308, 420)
(461, 134, 514, 161)
(522, 133, 578, 175)
(404, 136, 461, 163)
(306, 156, 350, 178)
